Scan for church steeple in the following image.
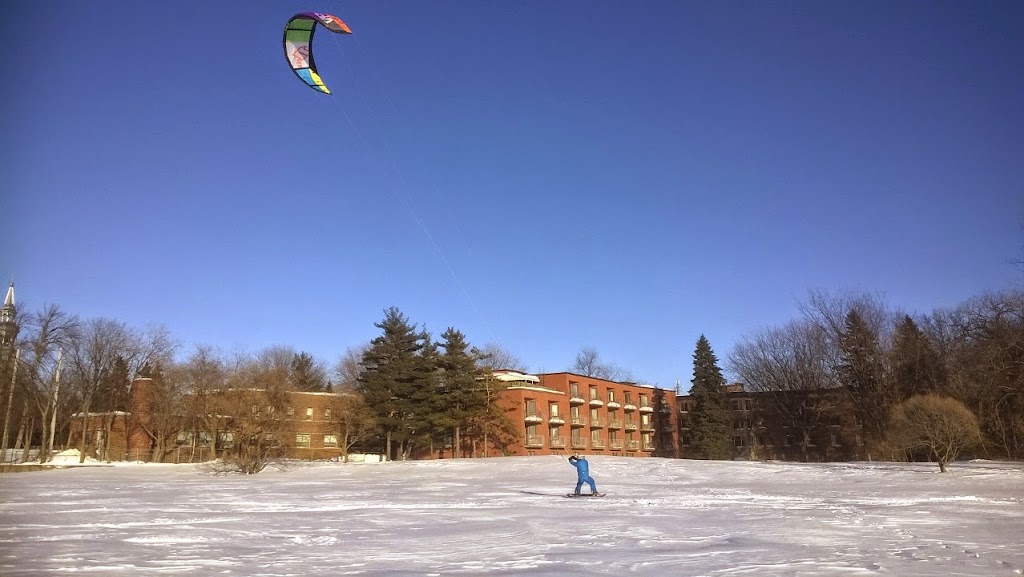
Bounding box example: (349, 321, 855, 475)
(0, 281, 17, 350)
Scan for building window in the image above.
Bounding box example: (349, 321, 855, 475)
(305, 407, 314, 420)
(550, 426, 564, 448)
(549, 402, 560, 418)
(218, 432, 234, 448)
(324, 434, 338, 447)
(607, 389, 616, 403)
(286, 407, 295, 417)
(589, 386, 598, 400)
(295, 434, 311, 448)
(624, 391, 632, 405)
(570, 383, 580, 398)
(526, 399, 539, 418)
(324, 408, 332, 420)
(639, 394, 649, 409)
(570, 405, 584, 425)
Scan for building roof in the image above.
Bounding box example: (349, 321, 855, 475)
(489, 370, 540, 384)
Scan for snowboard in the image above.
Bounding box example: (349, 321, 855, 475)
(566, 492, 606, 498)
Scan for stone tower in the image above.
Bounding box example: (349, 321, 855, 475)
(0, 282, 16, 365)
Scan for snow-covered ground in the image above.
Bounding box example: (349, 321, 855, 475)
(1, 456, 1021, 576)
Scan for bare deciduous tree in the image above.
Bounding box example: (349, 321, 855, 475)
(333, 345, 368, 391)
(729, 320, 839, 461)
(18, 305, 80, 463)
(570, 346, 633, 382)
(66, 319, 176, 462)
(325, 392, 376, 461)
(477, 342, 528, 373)
(131, 365, 189, 462)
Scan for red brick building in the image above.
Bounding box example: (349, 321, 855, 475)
(497, 371, 679, 458)
(70, 377, 365, 462)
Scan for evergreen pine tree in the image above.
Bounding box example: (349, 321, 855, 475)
(399, 328, 441, 459)
(357, 307, 424, 460)
(290, 352, 327, 392)
(688, 335, 734, 459)
(437, 328, 486, 458)
(837, 310, 890, 448)
(889, 315, 944, 400)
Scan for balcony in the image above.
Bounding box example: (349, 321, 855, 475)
(609, 439, 623, 450)
(569, 395, 586, 405)
(606, 401, 621, 409)
(607, 419, 622, 430)
(623, 404, 637, 412)
(550, 436, 566, 449)
(639, 404, 654, 413)
(626, 440, 640, 451)
(548, 415, 565, 425)
(642, 442, 655, 451)
(589, 398, 604, 407)
(524, 411, 543, 424)
(570, 416, 587, 428)
(591, 439, 606, 449)
(525, 435, 544, 448)
(625, 422, 638, 431)
(590, 419, 604, 429)
(641, 423, 655, 432)
(571, 438, 587, 450)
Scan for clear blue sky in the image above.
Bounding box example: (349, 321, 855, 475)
(3, 1, 1022, 390)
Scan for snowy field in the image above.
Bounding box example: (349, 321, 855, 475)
(1, 456, 1022, 576)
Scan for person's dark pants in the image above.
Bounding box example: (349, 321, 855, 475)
(575, 476, 597, 494)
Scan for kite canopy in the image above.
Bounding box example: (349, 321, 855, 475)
(283, 12, 352, 94)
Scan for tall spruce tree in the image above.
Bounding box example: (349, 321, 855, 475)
(889, 315, 944, 401)
(290, 352, 327, 392)
(837, 309, 891, 449)
(357, 307, 425, 461)
(688, 335, 734, 459)
(437, 328, 486, 458)
(399, 329, 441, 460)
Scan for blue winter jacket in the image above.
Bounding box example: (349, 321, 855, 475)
(569, 457, 590, 479)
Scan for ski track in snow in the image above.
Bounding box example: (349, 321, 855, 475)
(1, 457, 1022, 576)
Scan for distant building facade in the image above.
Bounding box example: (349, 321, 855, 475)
(676, 383, 866, 461)
(69, 378, 361, 463)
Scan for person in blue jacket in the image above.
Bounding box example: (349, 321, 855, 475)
(567, 454, 598, 495)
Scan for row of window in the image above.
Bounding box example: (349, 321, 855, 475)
(524, 429, 657, 450)
(526, 401, 657, 429)
(174, 431, 341, 448)
(680, 431, 863, 448)
(567, 385, 654, 408)
(250, 406, 333, 420)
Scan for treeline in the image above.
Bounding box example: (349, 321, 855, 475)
(2, 286, 1020, 468)
(722, 288, 1023, 465)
